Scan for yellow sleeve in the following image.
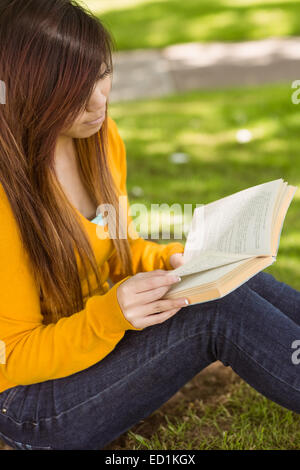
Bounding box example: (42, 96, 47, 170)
(107, 118, 185, 284)
(0, 187, 140, 389)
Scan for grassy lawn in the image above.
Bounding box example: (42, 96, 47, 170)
(102, 81, 300, 450)
(82, 0, 300, 51)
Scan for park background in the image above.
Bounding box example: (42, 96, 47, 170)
(2, 0, 300, 451)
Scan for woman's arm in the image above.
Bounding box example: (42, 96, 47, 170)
(0, 275, 141, 388)
(0, 186, 141, 389)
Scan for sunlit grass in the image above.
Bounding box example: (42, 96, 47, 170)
(80, 0, 162, 14)
(81, 0, 300, 51)
(125, 381, 300, 450)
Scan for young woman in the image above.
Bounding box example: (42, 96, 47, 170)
(0, 0, 299, 451)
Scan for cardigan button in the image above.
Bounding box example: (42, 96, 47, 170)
(2, 407, 7, 413)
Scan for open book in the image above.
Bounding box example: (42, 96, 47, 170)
(163, 179, 298, 305)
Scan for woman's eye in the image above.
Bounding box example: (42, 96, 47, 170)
(97, 67, 112, 80)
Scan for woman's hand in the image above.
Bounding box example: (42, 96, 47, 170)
(117, 269, 189, 329)
(169, 252, 185, 269)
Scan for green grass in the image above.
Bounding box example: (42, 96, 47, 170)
(127, 381, 300, 450)
(82, 0, 300, 51)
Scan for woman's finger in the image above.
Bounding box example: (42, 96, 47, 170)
(134, 284, 173, 305)
(142, 307, 181, 328)
(132, 272, 181, 294)
(142, 297, 189, 316)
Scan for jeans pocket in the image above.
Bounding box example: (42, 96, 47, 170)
(0, 386, 22, 422)
(0, 387, 53, 450)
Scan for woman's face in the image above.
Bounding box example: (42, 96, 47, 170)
(62, 63, 112, 139)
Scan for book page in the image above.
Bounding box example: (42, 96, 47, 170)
(167, 259, 248, 295)
(271, 184, 298, 256)
(166, 258, 276, 305)
(183, 179, 282, 261)
(167, 256, 275, 297)
(169, 250, 255, 277)
(272, 182, 287, 229)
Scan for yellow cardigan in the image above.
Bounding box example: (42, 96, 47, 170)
(0, 116, 184, 393)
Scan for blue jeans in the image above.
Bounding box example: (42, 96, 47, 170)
(0, 271, 299, 450)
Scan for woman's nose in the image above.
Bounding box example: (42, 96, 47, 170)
(86, 96, 106, 112)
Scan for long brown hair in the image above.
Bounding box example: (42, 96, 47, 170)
(0, 0, 134, 324)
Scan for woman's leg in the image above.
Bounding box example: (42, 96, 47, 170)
(245, 271, 300, 325)
(0, 281, 299, 450)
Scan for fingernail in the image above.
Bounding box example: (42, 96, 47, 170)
(184, 298, 189, 305)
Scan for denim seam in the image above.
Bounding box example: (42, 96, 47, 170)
(0, 329, 214, 427)
(217, 331, 300, 394)
(215, 287, 300, 393)
(2, 386, 21, 410)
(0, 430, 52, 450)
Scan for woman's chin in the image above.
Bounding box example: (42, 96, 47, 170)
(78, 123, 103, 137)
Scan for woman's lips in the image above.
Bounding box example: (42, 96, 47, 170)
(84, 114, 105, 125)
